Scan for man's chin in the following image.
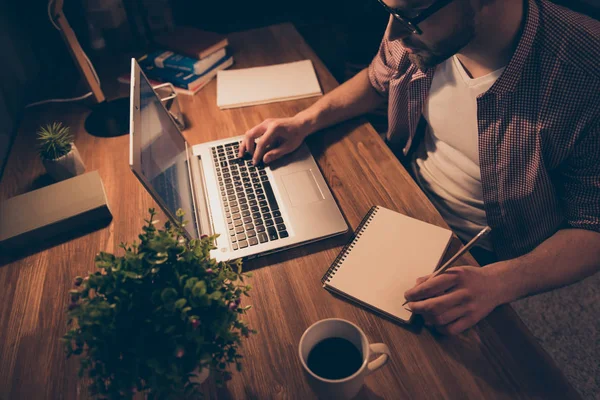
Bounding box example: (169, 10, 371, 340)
(409, 52, 452, 70)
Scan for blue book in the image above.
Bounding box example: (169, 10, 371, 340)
(136, 53, 233, 94)
(144, 49, 227, 75)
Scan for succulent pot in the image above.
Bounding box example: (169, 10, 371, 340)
(42, 143, 86, 181)
(189, 366, 210, 385)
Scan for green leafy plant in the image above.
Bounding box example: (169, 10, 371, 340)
(37, 121, 73, 160)
(63, 209, 255, 399)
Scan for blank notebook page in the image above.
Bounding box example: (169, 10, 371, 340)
(324, 206, 452, 322)
(216, 60, 322, 109)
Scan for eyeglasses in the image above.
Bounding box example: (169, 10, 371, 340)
(377, 0, 454, 35)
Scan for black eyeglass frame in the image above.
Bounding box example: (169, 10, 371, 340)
(377, 0, 454, 35)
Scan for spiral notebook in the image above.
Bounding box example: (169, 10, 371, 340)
(322, 206, 453, 323)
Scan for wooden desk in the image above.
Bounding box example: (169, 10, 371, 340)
(0, 24, 578, 399)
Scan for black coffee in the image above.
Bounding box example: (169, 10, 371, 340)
(306, 337, 363, 380)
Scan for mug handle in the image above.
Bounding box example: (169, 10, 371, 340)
(367, 343, 391, 375)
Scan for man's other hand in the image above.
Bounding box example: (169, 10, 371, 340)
(404, 264, 507, 335)
(238, 117, 309, 165)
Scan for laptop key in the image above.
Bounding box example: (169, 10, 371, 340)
(267, 227, 278, 240)
(276, 224, 286, 232)
(230, 201, 238, 207)
(255, 188, 264, 195)
(263, 212, 272, 220)
(242, 216, 252, 224)
(279, 230, 289, 238)
(254, 219, 263, 227)
(247, 230, 256, 238)
(260, 206, 270, 213)
(273, 210, 281, 218)
(235, 225, 244, 234)
(234, 219, 243, 227)
(274, 217, 284, 225)
(239, 240, 248, 249)
(231, 206, 240, 213)
(256, 225, 266, 233)
(258, 232, 268, 243)
(259, 200, 268, 207)
(262, 181, 280, 211)
(260, 175, 269, 181)
(249, 237, 259, 246)
(252, 212, 261, 219)
(237, 233, 246, 241)
(233, 213, 241, 220)
(242, 210, 250, 217)
(259, 170, 267, 175)
(257, 194, 266, 201)
(265, 219, 274, 227)
(249, 200, 258, 206)
(232, 243, 239, 250)
(230, 230, 236, 236)
(252, 178, 261, 184)
(220, 161, 228, 168)
(245, 223, 254, 231)
(228, 223, 234, 230)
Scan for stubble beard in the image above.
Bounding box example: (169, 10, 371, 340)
(407, 4, 477, 69)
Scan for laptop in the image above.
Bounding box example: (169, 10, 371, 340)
(129, 59, 348, 262)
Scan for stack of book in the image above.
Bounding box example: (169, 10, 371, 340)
(121, 27, 234, 95)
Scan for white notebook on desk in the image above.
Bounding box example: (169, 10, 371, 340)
(216, 60, 322, 109)
(322, 206, 453, 323)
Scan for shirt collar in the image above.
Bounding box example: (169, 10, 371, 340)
(487, 0, 540, 94)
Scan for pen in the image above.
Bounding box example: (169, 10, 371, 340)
(402, 226, 492, 307)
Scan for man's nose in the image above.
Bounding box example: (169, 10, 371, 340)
(386, 15, 412, 42)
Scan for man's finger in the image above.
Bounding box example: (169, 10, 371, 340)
(252, 129, 276, 164)
(407, 289, 467, 317)
(415, 274, 431, 285)
(263, 143, 293, 164)
(404, 273, 457, 302)
(241, 123, 267, 156)
(432, 302, 471, 326)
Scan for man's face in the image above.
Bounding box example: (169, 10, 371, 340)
(384, 0, 477, 69)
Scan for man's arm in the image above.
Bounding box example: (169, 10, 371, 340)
(495, 228, 600, 302)
(404, 229, 600, 335)
(296, 68, 386, 137)
(240, 68, 386, 163)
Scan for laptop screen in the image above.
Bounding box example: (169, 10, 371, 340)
(137, 71, 198, 239)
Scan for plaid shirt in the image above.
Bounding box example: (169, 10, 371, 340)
(368, 0, 600, 260)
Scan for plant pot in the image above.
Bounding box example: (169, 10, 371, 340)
(189, 366, 210, 385)
(42, 143, 86, 181)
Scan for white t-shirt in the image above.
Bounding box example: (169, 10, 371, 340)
(412, 56, 505, 251)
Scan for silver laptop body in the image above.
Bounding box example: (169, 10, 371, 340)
(129, 59, 347, 262)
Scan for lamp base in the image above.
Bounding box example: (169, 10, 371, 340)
(84, 97, 130, 137)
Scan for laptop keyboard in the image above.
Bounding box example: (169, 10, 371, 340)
(212, 142, 289, 251)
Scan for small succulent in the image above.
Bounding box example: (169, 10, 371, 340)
(37, 122, 73, 160)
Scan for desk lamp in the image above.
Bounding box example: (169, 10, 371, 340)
(50, 0, 129, 137)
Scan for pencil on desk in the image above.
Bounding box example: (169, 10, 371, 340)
(402, 226, 492, 306)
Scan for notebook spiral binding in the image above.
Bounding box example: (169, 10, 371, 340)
(321, 206, 380, 285)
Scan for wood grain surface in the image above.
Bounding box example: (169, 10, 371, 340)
(0, 23, 579, 400)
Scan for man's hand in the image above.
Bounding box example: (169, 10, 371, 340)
(238, 117, 309, 165)
(404, 264, 507, 335)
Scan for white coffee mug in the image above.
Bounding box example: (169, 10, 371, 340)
(298, 318, 391, 399)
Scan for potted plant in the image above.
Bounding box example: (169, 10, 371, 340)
(37, 121, 85, 181)
(63, 209, 255, 399)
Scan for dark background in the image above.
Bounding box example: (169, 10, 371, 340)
(1, 0, 598, 179)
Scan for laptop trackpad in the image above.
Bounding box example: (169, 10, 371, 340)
(281, 169, 324, 207)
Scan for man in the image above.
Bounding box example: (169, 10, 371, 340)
(238, 0, 600, 335)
